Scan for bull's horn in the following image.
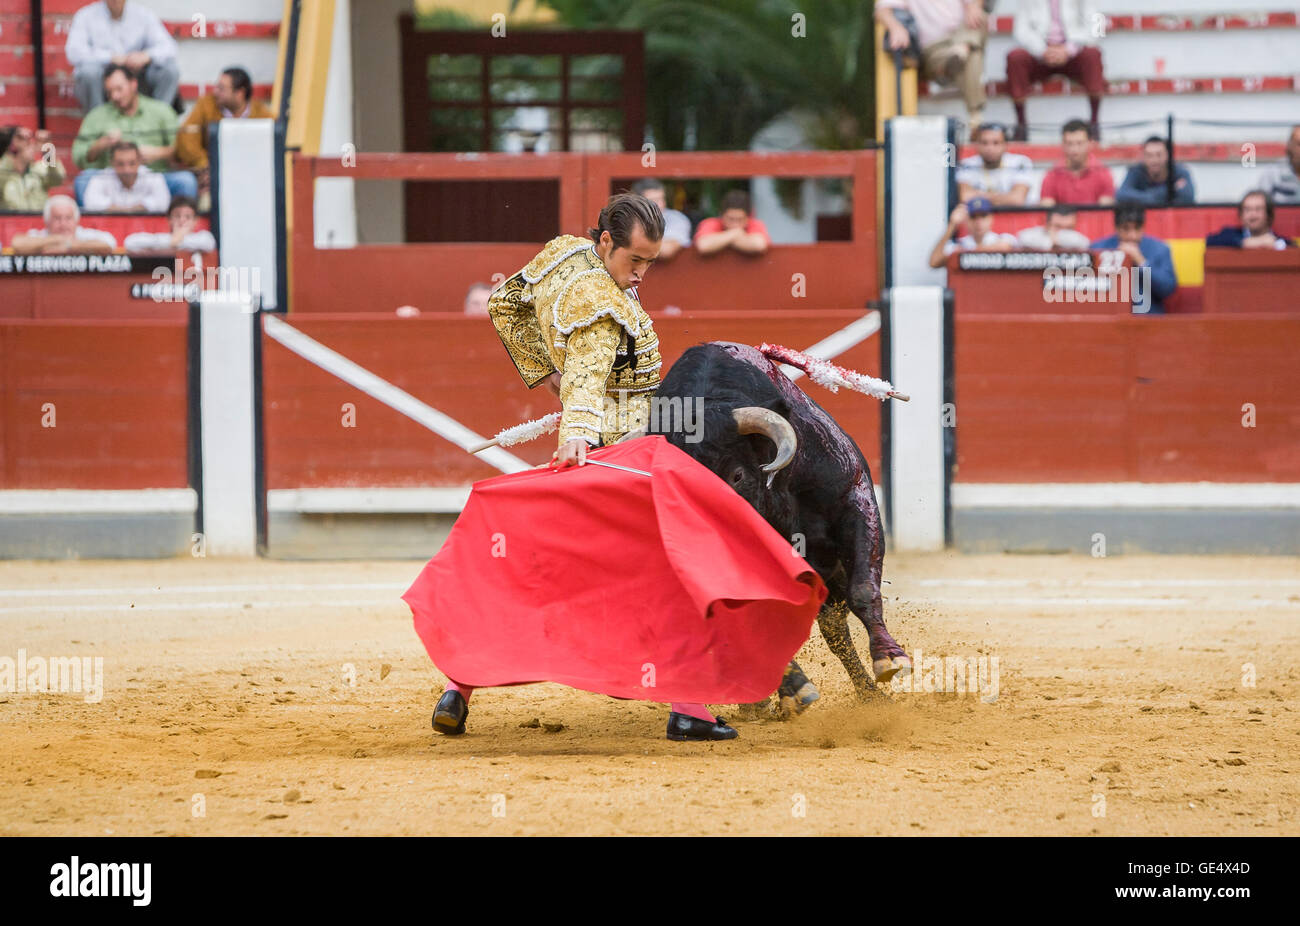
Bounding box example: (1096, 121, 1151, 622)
(732, 407, 797, 477)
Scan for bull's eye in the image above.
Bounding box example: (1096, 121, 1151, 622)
(729, 466, 745, 486)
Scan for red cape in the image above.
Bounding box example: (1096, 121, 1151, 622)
(403, 435, 826, 704)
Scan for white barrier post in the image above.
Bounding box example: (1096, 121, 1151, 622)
(197, 294, 259, 556)
(883, 115, 954, 551)
(888, 287, 947, 551)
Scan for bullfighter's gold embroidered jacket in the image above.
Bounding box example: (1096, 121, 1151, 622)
(487, 235, 662, 447)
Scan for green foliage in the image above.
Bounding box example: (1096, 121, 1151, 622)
(535, 0, 876, 150)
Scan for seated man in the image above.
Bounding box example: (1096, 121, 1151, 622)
(12, 194, 116, 254)
(1117, 136, 1195, 205)
(123, 196, 215, 253)
(1040, 119, 1115, 206)
(1206, 191, 1294, 250)
(176, 67, 274, 207)
(463, 282, 491, 317)
(957, 122, 1033, 205)
(1016, 204, 1091, 250)
(1257, 125, 1300, 205)
(632, 178, 691, 259)
(83, 140, 169, 213)
(876, 0, 990, 135)
(1091, 204, 1177, 315)
(72, 64, 196, 204)
(693, 190, 770, 256)
(928, 197, 1017, 268)
(66, 0, 179, 112)
(0, 125, 67, 212)
(1007, 0, 1105, 141)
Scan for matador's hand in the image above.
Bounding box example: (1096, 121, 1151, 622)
(551, 438, 589, 469)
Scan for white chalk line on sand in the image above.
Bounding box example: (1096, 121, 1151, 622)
(893, 596, 1299, 608)
(914, 578, 1300, 588)
(7, 576, 1295, 602)
(0, 582, 409, 599)
(0, 598, 408, 615)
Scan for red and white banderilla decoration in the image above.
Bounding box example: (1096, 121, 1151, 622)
(758, 343, 910, 402)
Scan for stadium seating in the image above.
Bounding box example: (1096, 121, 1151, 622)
(0, 0, 279, 198)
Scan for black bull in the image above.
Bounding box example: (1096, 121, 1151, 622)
(644, 341, 911, 700)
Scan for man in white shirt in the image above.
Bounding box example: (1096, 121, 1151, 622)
(11, 194, 117, 254)
(632, 178, 692, 260)
(928, 197, 1017, 268)
(957, 122, 1034, 205)
(83, 140, 169, 212)
(1016, 204, 1092, 250)
(124, 196, 216, 253)
(66, 0, 179, 112)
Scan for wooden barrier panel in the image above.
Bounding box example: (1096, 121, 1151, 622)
(955, 314, 1300, 482)
(947, 250, 1135, 315)
(1202, 248, 1300, 313)
(0, 252, 210, 320)
(0, 319, 189, 489)
(289, 150, 879, 315)
(262, 311, 883, 489)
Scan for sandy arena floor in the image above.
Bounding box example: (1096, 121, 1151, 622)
(1, 553, 1296, 836)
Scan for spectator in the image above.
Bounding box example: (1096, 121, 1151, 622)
(1117, 136, 1194, 205)
(928, 198, 1017, 268)
(123, 196, 215, 254)
(1256, 125, 1300, 205)
(463, 282, 491, 317)
(83, 141, 169, 213)
(66, 0, 179, 112)
(0, 125, 67, 212)
(11, 194, 116, 254)
(876, 0, 990, 135)
(693, 190, 770, 256)
(1206, 191, 1294, 250)
(176, 67, 274, 208)
(957, 122, 1033, 205)
(1016, 204, 1091, 250)
(1007, 0, 1106, 142)
(1040, 119, 1115, 206)
(72, 65, 195, 203)
(631, 178, 691, 259)
(1091, 204, 1177, 314)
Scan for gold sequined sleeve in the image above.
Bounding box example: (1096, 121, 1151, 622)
(487, 272, 555, 388)
(557, 316, 621, 447)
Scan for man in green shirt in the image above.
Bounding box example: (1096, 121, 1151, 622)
(72, 63, 196, 203)
(0, 126, 67, 212)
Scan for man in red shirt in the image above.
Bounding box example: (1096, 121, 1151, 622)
(1039, 119, 1115, 206)
(694, 189, 771, 255)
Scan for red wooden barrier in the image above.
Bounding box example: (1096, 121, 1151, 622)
(1202, 248, 1300, 313)
(955, 314, 1300, 482)
(289, 150, 879, 315)
(0, 319, 189, 489)
(262, 311, 882, 489)
(946, 250, 1135, 315)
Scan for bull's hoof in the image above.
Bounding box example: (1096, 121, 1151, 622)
(778, 664, 820, 715)
(873, 655, 912, 684)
